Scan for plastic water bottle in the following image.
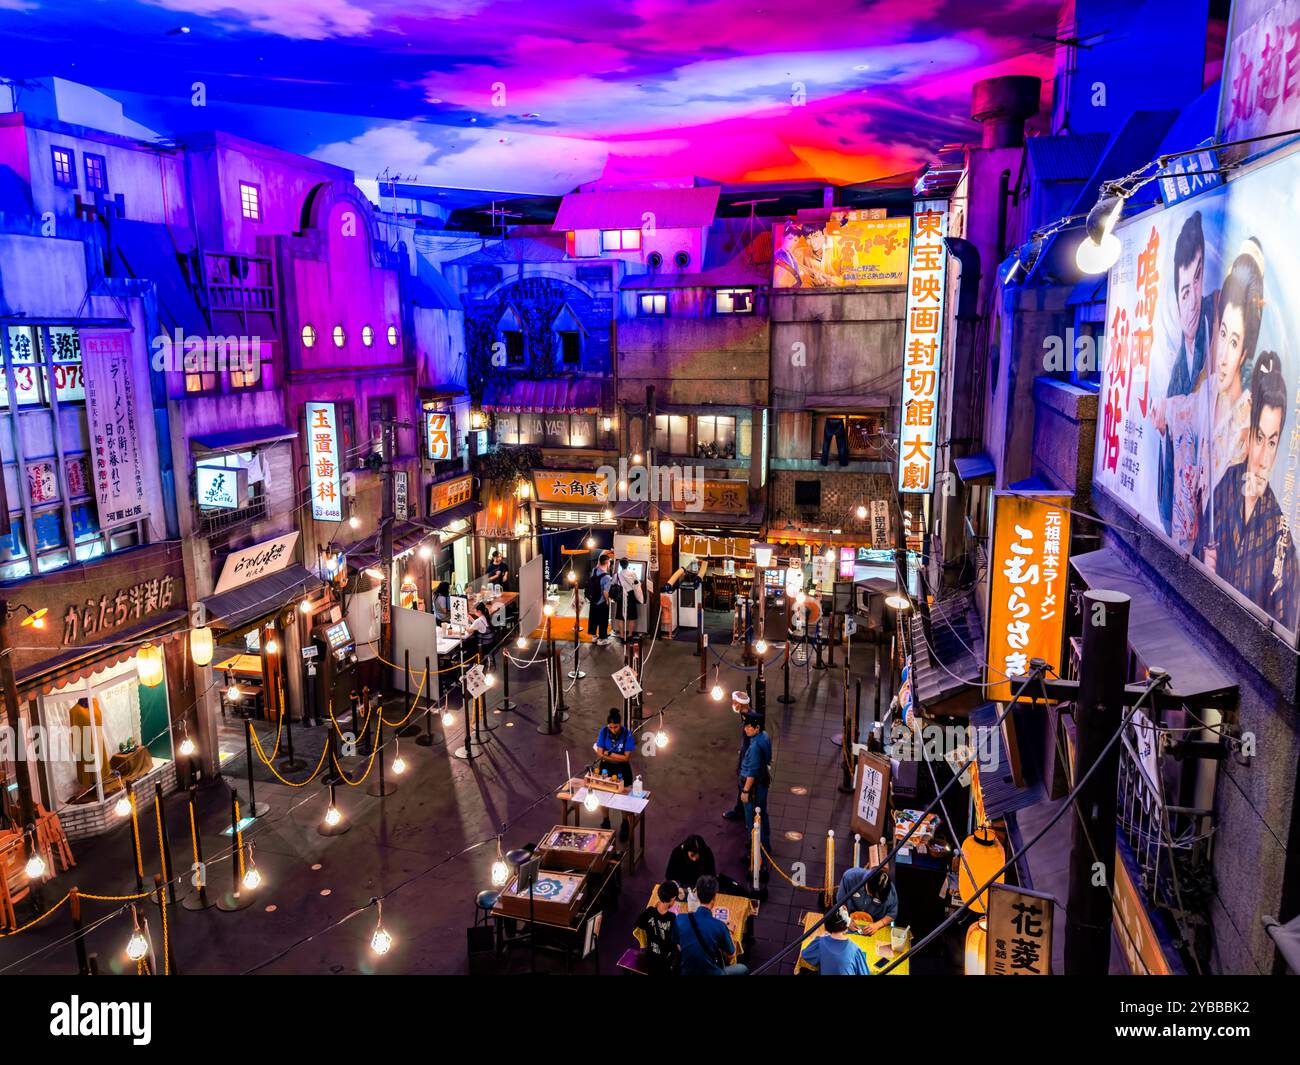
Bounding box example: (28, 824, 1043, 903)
(631, 775, 643, 798)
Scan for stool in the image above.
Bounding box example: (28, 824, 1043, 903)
(617, 947, 651, 975)
(474, 889, 499, 927)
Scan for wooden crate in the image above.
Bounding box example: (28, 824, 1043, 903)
(494, 869, 588, 926)
(536, 825, 616, 873)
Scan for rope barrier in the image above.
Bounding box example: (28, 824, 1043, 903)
(759, 845, 822, 891)
(331, 739, 380, 787)
(249, 722, 331, 787)
(0, 892, 70, 937)
(78, 890, 153, 902)
(380, 669, 429, 728)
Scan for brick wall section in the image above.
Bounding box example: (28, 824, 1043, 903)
(769, 469, 894, 533)
(61, 760, 179, 841)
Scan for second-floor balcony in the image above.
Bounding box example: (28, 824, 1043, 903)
(202, 252, 277, 319)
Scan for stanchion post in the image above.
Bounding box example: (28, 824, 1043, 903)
(778, 640, 793, 705)
(153, 780, 179, 904)
(153, 874, 175, 975)
(417, 655, 435, 747)
(69, 887, 89, 975)
(127, 780, 144, 895)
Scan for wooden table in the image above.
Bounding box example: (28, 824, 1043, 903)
(794, 910, 909, 975)
(490, 858, 619, 972)
(649, 885, 757, 959)
(556, 779, 650, 872)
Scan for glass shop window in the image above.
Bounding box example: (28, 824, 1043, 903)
(655, 414, 689, 455)
(601, 229, 641, 252)
(0, 522, 27, 581)
(84, 153, 108, 193)
(845, 412, 888, 460)
(715, 289, 755, 315)
(696, 415, 737, 459)
(558, 330, 581, 366)
(51, 147, 76, 188)
(639, 293, 668, 316)
(503, 330, 525, 366)
(33, 509, 70, 573)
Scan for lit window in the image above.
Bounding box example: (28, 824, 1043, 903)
(84, 153, 108, 192)
(332, 325, 346, 348)
(696, 415, 737, 459)
(51, 147, 75, 188)
(362, 325, 374, 347)
(301, 324, 316, 348)
(715, 288, 755, 315)
(387, 325, 398, 346)
(239, 182, 261, 221)
(601, 229, 642, 251)
(639, 293, 667, 316)
(229, 340, 262, 390)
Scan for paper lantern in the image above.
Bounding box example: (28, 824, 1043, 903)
(137, 643, 164, 688)
(659, 517, 675, 546)
(964, 918, 988, 975)
(752, 543, 773, 568)
(958, 827, 1006, 914)
(189, 625, 214, 667)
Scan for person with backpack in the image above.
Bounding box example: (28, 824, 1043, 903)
(586, 557, 612, 646)
(675, 875, 747, 975)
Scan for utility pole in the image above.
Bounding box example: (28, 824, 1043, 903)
(0, 600, 36, 827)
(1064, 588, 1131, 975)
(378, 419, 410, 665)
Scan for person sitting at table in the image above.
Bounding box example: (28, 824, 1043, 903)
(665, 834, 716, 891)
(468, 601, 494, 663)
(676, 875, 747, 976)
(799, 907, 872, 975)
(485, 551, 509, 588)
(633, 880, 681, 974)
(593, 708, 635, 839)
(836, 867, 898, 935)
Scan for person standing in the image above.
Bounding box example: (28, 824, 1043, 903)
(614, 558, 643, 641)
(485, 550, 509, 588)
(799, 907, 873, 975)
(739, 712, 773, 861)
(723, 705, 753, 822)
(675, 875, 747, 975)
(586, 557, 612, 646)
(593, 708, 635, 838)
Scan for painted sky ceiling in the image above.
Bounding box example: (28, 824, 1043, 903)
(1, 0, 1059, 195)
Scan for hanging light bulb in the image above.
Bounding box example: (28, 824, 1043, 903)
(855, 504, 868, 520)
(543, 603, 555, 617)
(711, 666, 725, 702)
(567, 569, 577, 584)
(631, 453, 642, 465)
(491, 838, 510, 887)
(349, 514, 361, 529)
(324, 804, 343, 828)
(299, 597, 313, 614)
(391, 741, 407, 776)
(264, 636, 279, 655)
(418, 545, 433, 561)
(125, 908, 149, 962)
(190, 624, 214, 667)
(585, 536, 596, 549)
(25, 849, 46, 881)
(178, 735, 196, 758)
(602, 507, 612, 520)
(370, 899, 393, 956)
(442, 709, 455, 727)
(228, 683, 241, 702)
(516, 635, 527, 650)
(137, 643, 164, 688)
(754, 639, 768, 655)
(114, 792, 132, 818)
(583, 790, 601, 813)
(241, 843, 261, 891)
(655, 714, 669, 749)
(484, 672, 496, 688)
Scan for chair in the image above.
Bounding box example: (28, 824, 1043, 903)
(35, 804, 75, 873)
(1, 833, 30, 931)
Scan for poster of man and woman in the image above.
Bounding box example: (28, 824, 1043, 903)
(1095, 148, 1300, 637)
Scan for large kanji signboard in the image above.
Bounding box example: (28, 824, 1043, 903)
(306, 401, 343, 522)
(897, 201, 949, 493)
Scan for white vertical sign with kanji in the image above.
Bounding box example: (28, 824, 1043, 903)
(898, 201, 949, 494)
(83, 332, 150, 529)
(306, 402, 342, 521)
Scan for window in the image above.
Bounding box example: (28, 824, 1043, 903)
(229, 340, 262, 390)
(51, 147, 75, 188)
(639, 293, 668, 316)
(655, 414, 689, 456)
(502, 330, 525, 366)
(84, 153, 108, 192)
(239, 182, 261, 221)
(696, 415, 737, 459)
(368, 396, 397, 456)
(332, 325, 346, 348)
(336, 401, 358, 469)
(601, 229, 641, 252)
(301, 324, 317, 348)
(558, 330, 581, 366)
(387, 325, 399, 346)
(3, 326, 85, 408)
(362, 325, 374, 347)
(715, 289, 755, 315)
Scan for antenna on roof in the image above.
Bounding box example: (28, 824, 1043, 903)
(733, 198, 780, 265)
(478, 201, 524, 238)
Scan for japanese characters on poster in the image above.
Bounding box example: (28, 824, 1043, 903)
(986, 883, 1055, 976)
(83, 332, 149, 529)
(1094, 153, 1300, 636)
(986, 492, 1071, 702)
(870, 499, 890, 549)
(1217, 0, 1300, 165)
(772, 212, 910, 288)
(898, 201, 949, 493)
(306, 401, 343, 522)
(425, 409, 453, 460)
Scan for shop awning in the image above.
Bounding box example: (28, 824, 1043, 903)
(201, 565, 320, 632)
(190, 424, 298, 452)
(909, 590, 985, 716)
(345, 515, 480, 571)
(1070, 547, 1236, 704)
(482, 377, 604, 413)
(426, 501, 481, 532)
(16, 609, 189, 696)
(953, 451, 996, 486)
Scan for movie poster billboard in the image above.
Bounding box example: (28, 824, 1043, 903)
(1094, 149, 1300, 637)
(772, 211, 909, 288)
(1217, 0, 1300, 165)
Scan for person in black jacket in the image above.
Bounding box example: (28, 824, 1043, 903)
(665, 835, 716, 892)
(634, 880, 681, 974)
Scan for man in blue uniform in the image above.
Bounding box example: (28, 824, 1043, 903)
(738, 712, 772, 859)
(594, 708, 634, 838)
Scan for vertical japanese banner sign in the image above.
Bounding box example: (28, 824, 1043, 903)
(986, 492, 1071, 702)
(1217, 0, 1300, 165)
(986, 883, 1055, 975)
(870, 499, 890, 549)
(83, 332, 150, 529)
(898, 200, 949, 493)
(425, 410, 452, 460)
(306, 402, 342, 522)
